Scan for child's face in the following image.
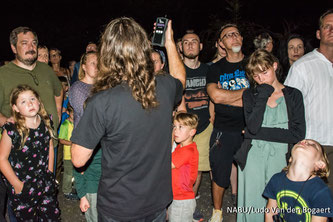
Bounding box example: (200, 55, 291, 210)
(252, 62, 278, 85)
(292, 139, 323, 163)
(173, 120, 195, 145)
(62, 83, 69, 92)
(13, 90, 40, 118)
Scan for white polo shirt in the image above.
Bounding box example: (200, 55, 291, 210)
(285, 49, 333, 146)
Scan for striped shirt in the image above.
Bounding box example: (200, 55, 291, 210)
(285, 49, 333, 145)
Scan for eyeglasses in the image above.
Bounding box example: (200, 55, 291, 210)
(221, 31, 241, 40)
(28, 72, 39, 86)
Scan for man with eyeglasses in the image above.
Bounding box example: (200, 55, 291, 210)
(206, 23, 249, 222)
(0, 26, 63, 221)
(285, 9, 333, 191)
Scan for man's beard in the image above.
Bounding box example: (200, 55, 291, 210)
(231, 46, 241, 53)
(183, 52, 199, 60)
(16, 51, 37, 66)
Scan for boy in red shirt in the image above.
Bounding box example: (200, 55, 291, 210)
(169, 112, 199, 222)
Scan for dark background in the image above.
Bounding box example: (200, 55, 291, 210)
(0, 0, 332, 65)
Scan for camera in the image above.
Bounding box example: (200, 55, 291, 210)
(151, 17, 169, 47)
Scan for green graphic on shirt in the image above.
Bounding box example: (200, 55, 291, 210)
(276, 190, 311, 222)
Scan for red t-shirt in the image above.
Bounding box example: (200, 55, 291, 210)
(171, 142, 199, 200)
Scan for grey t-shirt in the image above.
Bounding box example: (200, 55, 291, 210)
(68, 80, 92, 128)
(71, 74, 183, 221)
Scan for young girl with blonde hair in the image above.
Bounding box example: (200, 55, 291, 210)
(0, 84, 60, 221)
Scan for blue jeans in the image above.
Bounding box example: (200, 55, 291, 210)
(98, 209, 166, 222)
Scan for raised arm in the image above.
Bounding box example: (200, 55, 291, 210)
(207, 83, 244, 107)
(164, 20, 186, 88)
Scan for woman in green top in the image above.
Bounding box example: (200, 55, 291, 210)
(236, 49, 306, 222)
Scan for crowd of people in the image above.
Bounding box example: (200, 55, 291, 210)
(0, 7, 332, 222)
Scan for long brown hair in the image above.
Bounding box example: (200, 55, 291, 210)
(92, 17, 158, 110)
(10, 85, 56, 149)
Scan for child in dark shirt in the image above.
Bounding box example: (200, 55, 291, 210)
(264, 139, 333, 221)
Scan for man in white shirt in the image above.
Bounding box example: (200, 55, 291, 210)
(285, 8, 333, 189)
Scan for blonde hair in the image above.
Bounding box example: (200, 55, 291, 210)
(10, 85, 56, 149)
(284, 140, 330, 178)
(246, 49, 281, 84)
(78, 51, 98, 80)
(173, 112, 199, 130)
(91, 17, 158, 110)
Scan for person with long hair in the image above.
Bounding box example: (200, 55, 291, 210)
(0, 85, 60, 221)
(69, 51, 98, 128)
(71, 17, 185, 221)
(69, 51, 101, 221)
(234, 49, 305, 222)
(278, 34, 311, 82)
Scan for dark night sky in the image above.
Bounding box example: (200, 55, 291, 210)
(0, 0, 332, 65)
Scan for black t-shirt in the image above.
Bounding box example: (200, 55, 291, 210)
(185, 63, 210, 134)
(71, 74, 183, 221)
(263, 172, 333, 220)
(206, 57, 249, 131)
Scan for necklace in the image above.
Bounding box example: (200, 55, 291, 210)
(281, 173, 312, 219)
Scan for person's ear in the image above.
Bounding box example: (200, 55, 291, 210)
(288, 156, 293, 163)
(314, 160, 326, 171)
(316, 30, 321, 40)
(12, 104, 19, 113)
(82, 64, 86, 73)
(180, 43, 183, 52)
(273, 62, 278, 71)
(190, 128, 196, 137)
(11, 44, 17, 54)
(200, 43, 203, 51)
